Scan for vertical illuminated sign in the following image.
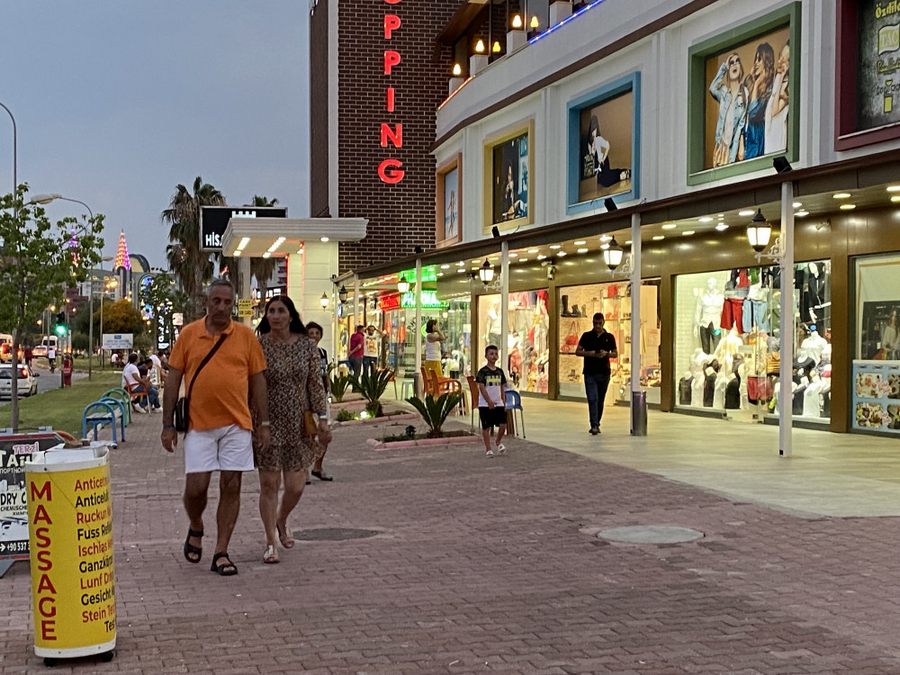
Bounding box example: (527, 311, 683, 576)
(379, 0, 406, 184)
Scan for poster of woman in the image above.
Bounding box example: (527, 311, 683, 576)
(492, 132, 529, 224)
(577, 90, 633, 202)
(443, 167, 458, 240)
(704, 25, 790, 168)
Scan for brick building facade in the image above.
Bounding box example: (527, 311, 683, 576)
(309, 0, 459, 274)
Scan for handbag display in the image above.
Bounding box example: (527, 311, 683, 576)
(174, 333, 229, 433)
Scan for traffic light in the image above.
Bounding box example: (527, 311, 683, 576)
(53, 312, 68, 337)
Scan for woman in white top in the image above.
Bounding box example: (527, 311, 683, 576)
(424, 319, 446, 379)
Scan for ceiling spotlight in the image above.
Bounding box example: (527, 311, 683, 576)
(574, 240, 586, 246)
(662, 223, 677, 230)
(682, 230, 695, 236)
(715, 223, 729, 232)
(840, 203, 856, 210)
(549, 244, 561, 250)
(738, 209, 756, 217)
(792, 202, 802, 209)
(652, 235, 665, 241)
(577, 247, 588, 254)
(887, 185, 900, 193)
(698, 216, 714, 223)
(557, 251, 567, 257)
(833, 192, 852, 199)
(796, 210, 809, 217)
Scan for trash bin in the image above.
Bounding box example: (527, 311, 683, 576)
(630, 390, 648, 436)
(26, 443, 116, 665)
(62, 357, 73, 387)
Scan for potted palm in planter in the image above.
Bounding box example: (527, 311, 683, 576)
(406, 392, 464, 438)
(350, 368, 394, 418)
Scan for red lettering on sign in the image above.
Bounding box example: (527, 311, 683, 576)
(384, 0, 401, 4)
(38, 597, 57, 618)
(37, 573, 58, 594)
(35, 526, 50, 548)
(32, 504, 52, 525)
(384, 14, 401, 39)
(380, 123, 403, 149)
(384, 50, 401, 75)
(40, 621, 57, 641)
(30, 481, 52, 501)
(378, 158, 406, 184)
(36, 549, 52, 572)
(386, 87, 395, 112)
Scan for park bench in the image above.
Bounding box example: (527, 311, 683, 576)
(81, 397, 127, 448)
(101, 387, 133, 425)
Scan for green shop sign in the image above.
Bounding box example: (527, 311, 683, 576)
(402, 290, 446, 309)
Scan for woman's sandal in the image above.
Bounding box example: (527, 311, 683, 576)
(210, 552, 238, 576)
(263, 545, 279, 564)
(311, 469, 334, 482)
(183, 528, 203, 564)
(276, 521, 295, 549)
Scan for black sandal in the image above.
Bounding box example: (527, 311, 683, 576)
(183, 528, 203, 564)
(311, 470, 333, 482)
(210, 552, 238, 576)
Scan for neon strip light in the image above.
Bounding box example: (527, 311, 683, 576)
(529, 0, 606, 45)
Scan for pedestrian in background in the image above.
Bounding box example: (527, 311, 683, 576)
(348, 325, 364, 378)
(255, 296, 330, 563)
(424, 319, 446, 379)
(475, 344, 508, 458)
(575, 312, 618, 435)
(161, 279, 269, 577)
(306, 321, 334, 482)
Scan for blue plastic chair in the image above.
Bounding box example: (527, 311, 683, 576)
(504, 389, 526, 438)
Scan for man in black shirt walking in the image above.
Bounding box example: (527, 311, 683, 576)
(576, 313, 618, 435)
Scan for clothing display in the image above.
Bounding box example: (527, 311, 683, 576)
(676, 262, 832, 424)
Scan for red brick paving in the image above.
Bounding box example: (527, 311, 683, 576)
(2, 413, 900, 673)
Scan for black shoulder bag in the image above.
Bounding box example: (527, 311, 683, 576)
(174, 333, 229, 433)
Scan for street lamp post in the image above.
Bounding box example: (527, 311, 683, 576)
(0, 101, 17, 206)
(31, 194, 97, 379)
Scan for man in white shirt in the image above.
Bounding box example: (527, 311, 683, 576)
(122, 353, 157, 412)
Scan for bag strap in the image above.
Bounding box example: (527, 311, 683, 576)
(186, 333, 229, 401)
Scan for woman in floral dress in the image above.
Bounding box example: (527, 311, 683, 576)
(255, 295, 330, 563)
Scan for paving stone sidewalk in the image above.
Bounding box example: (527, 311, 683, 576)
(3, 411, 900, 674)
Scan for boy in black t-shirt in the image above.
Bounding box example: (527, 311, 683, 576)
(475, 345, 508, 457)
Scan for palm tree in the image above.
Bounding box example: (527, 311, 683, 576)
(161, 177, 225, 320)
(248, 195, 279, 297)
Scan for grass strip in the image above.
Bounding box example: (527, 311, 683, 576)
(0, 372, 122, 436)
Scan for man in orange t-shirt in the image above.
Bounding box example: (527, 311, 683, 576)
(161, 279, 269, 577)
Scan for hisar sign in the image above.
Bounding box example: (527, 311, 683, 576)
(199, 206, 288, 252)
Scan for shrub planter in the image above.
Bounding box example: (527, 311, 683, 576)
(367, 431, 480, 451)
(333, 411, 418, 427)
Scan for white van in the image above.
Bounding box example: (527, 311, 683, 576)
(32, 336, 58, 359)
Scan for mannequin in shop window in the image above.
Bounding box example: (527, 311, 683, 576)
(882, 309, 899, 360)
(484, 300, 502, 350)
(689, 347, 708, 408)
(798, 325, 828, 366)
(695, 278, 725, 354)
(800, 262, 826, 323)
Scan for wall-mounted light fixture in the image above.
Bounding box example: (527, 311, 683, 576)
(479, 259, 494, 284)
(397, 275, 410, 293)
(746, 209, 772, 253)
(319, 292, 329, 309)
(603, 237, 624, 271)
(338, 285, 349, 303)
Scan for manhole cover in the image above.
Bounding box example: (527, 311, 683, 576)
(297, 528, 380, 541)
(598, 525, 704, 545)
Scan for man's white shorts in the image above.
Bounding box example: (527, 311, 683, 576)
(183, 424, 254, 474)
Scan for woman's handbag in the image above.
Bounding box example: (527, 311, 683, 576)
(174, 333, 229, 433)
(303, 410, 319, 438)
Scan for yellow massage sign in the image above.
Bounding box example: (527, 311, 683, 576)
(27, 447, 116, 660)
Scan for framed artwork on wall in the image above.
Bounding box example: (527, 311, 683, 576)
(687, 3, 800, 185)
(483, 120, 534, 235)
(566, 73, 640, 214)
(835, 0, 900, 150)
(436, 154, 462, 247)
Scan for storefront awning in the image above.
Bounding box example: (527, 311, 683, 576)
(221, 217, 368, 257)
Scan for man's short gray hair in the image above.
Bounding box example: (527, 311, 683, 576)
(205, 278, 235, 297)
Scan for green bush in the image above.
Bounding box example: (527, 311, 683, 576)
(335, 408, 355, 422)
(406, 392, 463, 438)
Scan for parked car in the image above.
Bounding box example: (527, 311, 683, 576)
(0, 334, 23, 364)
(0, 364, 39, 398)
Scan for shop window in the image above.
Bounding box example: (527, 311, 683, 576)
(558, 281, 660, 404)
(477, 291, 550, 393)
(852, 254, 900, 435)
(674, 262, 831, 424)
